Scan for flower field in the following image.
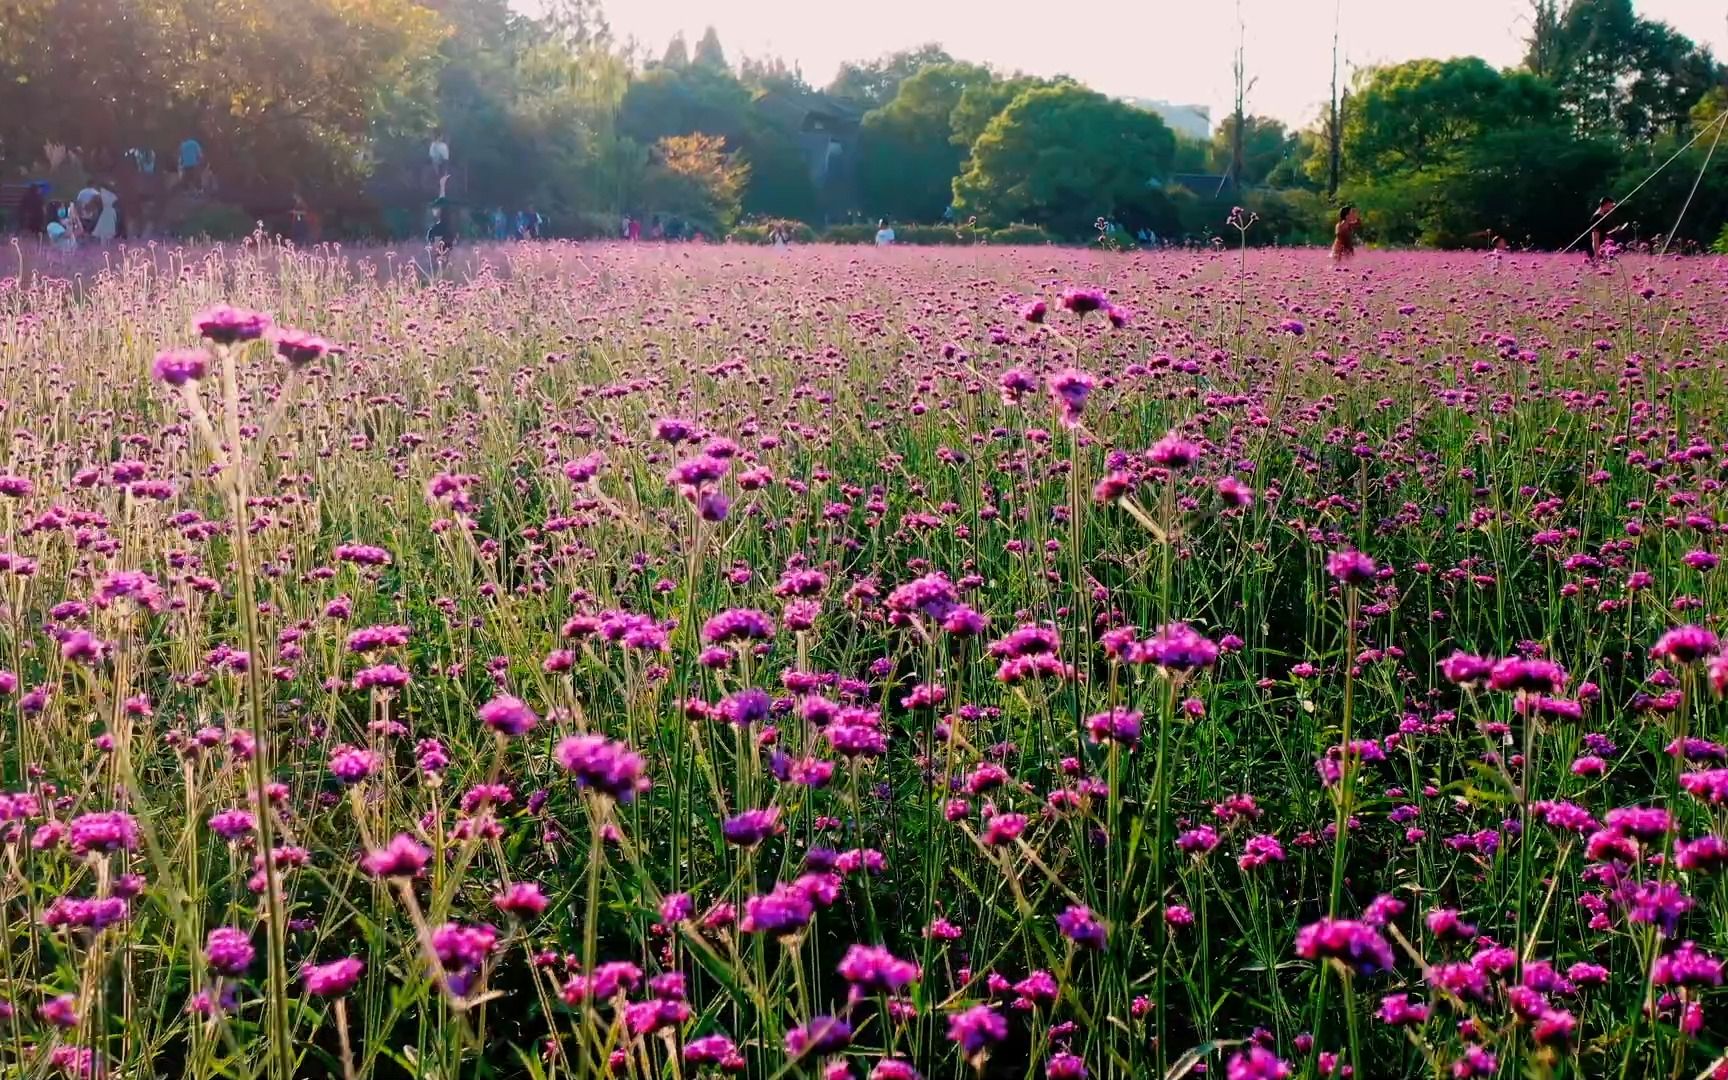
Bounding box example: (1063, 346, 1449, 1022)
(2, 240, 1727, 1079)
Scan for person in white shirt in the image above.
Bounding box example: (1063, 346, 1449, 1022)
(874, 218, 895, 246)
(93, 185, 118, 242)
(75, 183, 101, 239)
(430, 132, 450, 196)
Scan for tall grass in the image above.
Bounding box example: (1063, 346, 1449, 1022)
(0, 235, 1723, 1079)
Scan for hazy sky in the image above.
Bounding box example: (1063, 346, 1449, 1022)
(591, 0, 1727, 130)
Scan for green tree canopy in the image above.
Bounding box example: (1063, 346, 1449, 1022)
(953, 85, 1175, 236)
(693, 26, 728, 71)
(948, 74, 1065, 149)
(1342, 57, 1558, 177)
(1210, 115, 1297, 185)
(1540, 0, 1721, 143)
(643, 132, 748, 231)
(857, 61, 992, 222)
(825, 43, 953, 107)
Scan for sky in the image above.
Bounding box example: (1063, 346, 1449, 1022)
(587, 0, 1727, 131)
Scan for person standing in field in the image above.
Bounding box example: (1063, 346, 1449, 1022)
(430, 131, 450, 196)
(875, 218, 895, 246)
(1588, 197, 1627, 261)
(92, 182, 119, 243)
(1330, 204, 1361, 262)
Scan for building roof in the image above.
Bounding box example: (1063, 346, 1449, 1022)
(1169, 173, 1237, 198)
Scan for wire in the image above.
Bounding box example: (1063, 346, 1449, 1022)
(1656, 108, 1725, 257)
(1559, 109, 1728, 255)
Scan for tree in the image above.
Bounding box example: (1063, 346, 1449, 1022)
(953, 85, 1176, 236)
(739, 54, 808, 95)
(1210, 116, 1295, 186)
(660, 32, 689, 70)
(643, 132, 748, 230)
(1171, 135, 1210, 173)
(1450, 125, 1621, 246)
(826, 44, 953, 107)
(1341, 58, 1557, 177)
(736, 112, 818, 222)
(949, 74, 1065, 149)
(1539, 0, 1722, 142)
(0, 0, 445, 198)
(619, 64, 751, 145)
(857, 62, 992, 222)
(1266, 129, 1321, 190)
(693, 26, 727, 72)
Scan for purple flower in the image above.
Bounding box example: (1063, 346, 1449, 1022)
(431, 921, 497, 973)
(947, 1004, 1008, 1056)
(1056, 904, 1107, 949)
(555, 735, 647, 802)
(69, 811, 138, 856)
(362, 833, 431, 878)
(1439, 651, 1495, 686)
(194, 305, 273, 345)
(478, 694, 538, 736)
(1047, 368, 1096, 428)
(328, 744, 380, 785)
(207, 808, 257, 841)
(1058, 287, 1108, 315)
(1019, 299, 1047, 323)
(717, 687, 772, 726)
(786, 1015, 852, 1058)
(1227, 1046, 1292, 1080)
(1653, 942, 1722, 987)
(1652, 625, 1720, 665)
(684, 1034, 739, 1066)
(152, 348, 209, 386)
(1326, 549, 1377, 586)
(1148, 431, 1200, 468)
(999, 367, 1039, 405)
(837, 944, 920, 994)
(205, 927, 255, 976)
(1137, 622, 1219, 671)
(302, 957, 364, 996)
(1488, 656, 1566, 695)
(721, 807, 782, 847)
(741, 882, 814, 936)
(1085, 707, 1142, 748)
(492, 882, 549, 918)
(273, 328, 331, 366)
(886, 572, 960, 621)
(1294, 918, 1396, 976)
(1047, 1052, 1089, 1079)
(702, 608, 775, 644)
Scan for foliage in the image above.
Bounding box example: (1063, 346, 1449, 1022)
(1210, 115, 1297, 185)
(727, 218, 818, 244)
(1542, 0, 1719, 143)
(642, 132, 748, 232)
(824, 43, 953, 107)
(0, 0, 444, 199)
(166, 200, 256, 240)
(953, 85, 1175, 236)
(1342, 58, 1557, 177)
(948, 74, 1065, 150)
(816, 220, 1053, 245)
(857, 62, 993, 223)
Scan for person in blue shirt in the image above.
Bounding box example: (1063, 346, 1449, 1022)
(179, 137, 204, 187)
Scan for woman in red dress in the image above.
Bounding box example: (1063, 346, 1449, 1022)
(1331, 203, 1361, 261)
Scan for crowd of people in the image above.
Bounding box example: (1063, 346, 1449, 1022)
(7, 135, 214, 248)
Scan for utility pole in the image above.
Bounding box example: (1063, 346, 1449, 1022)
(1232, 0, 1249, 189)
(1326, 0, 1341, 197)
